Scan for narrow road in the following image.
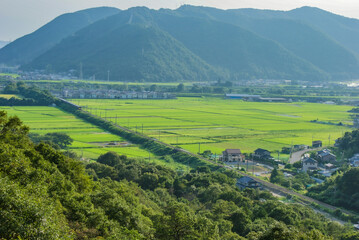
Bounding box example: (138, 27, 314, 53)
(289, 147, 321, 164)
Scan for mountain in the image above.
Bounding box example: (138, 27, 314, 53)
(283, 7, 359, 57)
(23, 7, 328, 81)
(0, 40, 9, 49)
(22, 17, 224, 81)
(153, 13, 327, 80)
(225, 6, 359, 58)
(0, 7, 120, 65)
(176, 5, 359, 79)
(7, 5, 359, 81)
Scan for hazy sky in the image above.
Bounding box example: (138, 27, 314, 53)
(1, 0, 358, 41)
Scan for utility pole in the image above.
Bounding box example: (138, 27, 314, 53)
(328, 134, 331, 146)
(198, 142, 201, 154)
(278, 150, 280, 162)
(142, 124, 144, 135)
(252, 157, 255, 176)
(79, 62, 83, 80)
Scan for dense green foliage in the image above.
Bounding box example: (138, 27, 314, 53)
(29, 132, 73, 149)
(336, 130, 359, 157)
(1, 110, 357, 239)
(2, 81, 56, 105)
(307, 167, 359, 214)
(0, 7, 120, 65)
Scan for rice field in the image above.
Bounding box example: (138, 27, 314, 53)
(0, 94, 21, 99)
(73, 97, 353, 161)
(0, 106, 187, 169)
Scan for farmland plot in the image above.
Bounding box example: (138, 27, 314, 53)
(74, 97, 352, 161)
(0, 106, 185, 169)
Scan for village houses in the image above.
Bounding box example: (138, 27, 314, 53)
(221, 149, 243, 162)
(302, 158, 318, 172)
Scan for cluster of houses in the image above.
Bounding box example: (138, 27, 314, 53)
(19, 70, 76, 80)
(301, 148, 339, 178)
(220, 148, 273, 162)
(51, 89, 176, 99)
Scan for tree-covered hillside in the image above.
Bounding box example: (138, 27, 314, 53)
(176, 5, 359, 80)
(1, 110, 358, 239)
(22, 22, 224, 82)
(153, 13, 327, 81)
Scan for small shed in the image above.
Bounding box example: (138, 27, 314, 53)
(312, 140, 322, 148)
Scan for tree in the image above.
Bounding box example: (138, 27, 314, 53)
(155, 202, 197, 240)
(45, 132, 73, 149)
(97, 151, 122, 167)
(150, 84, 158, 92)
(176, 83, 185, 92)
(139, 172, 159, 190)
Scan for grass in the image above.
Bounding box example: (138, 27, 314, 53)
(0, 106, 188, 170)
(0, 94, 21, 99)
(72, 97, 353, 162)
(0, 73, 20, 78)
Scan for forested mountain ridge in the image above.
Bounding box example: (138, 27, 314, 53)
(1, 108, 358, 239)
(176, 5, 359, 80)
(0, 7, 120, 65)
(2, 5, 359, 81)
(22, 22, 225, 82)
(21, 7, 330, 81)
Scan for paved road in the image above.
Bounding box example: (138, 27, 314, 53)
(289, 148, 322, 164)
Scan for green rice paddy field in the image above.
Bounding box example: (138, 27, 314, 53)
(0, 106, 181, 168)
(73, 97, 353, 161)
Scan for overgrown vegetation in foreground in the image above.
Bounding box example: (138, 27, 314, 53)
(1, 110, 359, 239)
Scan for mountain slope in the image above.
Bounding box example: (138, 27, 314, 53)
(153, 12, 328, 80)
(0, 7, 120, 65)
(225, 6, 359, 57)
(244, 18, 359, 79)
(176, 5, 359, 79)
(23, 8, 328, 81)
(23, 21, 224, 81)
